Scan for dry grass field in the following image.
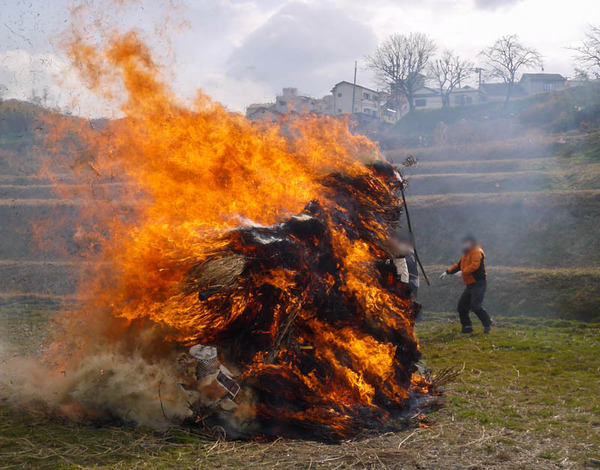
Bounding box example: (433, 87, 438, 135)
(0, 311, 598, 469)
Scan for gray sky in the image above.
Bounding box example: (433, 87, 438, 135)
(0, 0, 595, 116)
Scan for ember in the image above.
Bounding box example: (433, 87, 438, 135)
(38, 31, 436, 441)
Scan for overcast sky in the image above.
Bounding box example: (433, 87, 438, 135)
(0, 0, 595, 116)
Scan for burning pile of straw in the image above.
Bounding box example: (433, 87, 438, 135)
(169, 161, 430, 440)
(8, 28, 441, 442)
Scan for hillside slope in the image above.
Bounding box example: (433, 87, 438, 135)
(385, 85, 600, 321)
(0, 95, 599, 321)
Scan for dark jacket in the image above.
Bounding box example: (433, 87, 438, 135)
(406, 252, 419, 293)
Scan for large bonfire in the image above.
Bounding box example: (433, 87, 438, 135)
(32, 25, 436, 440)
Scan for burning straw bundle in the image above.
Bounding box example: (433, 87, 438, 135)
(175, 161, 432, 440)
(20, 27, 439, 445)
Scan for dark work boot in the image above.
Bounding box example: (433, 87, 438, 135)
(461, 325, 474, 334)
(474, 308, 492, 333)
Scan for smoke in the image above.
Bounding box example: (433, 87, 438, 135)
(1, 346, 192, 429)
(385, 82, 600, 321)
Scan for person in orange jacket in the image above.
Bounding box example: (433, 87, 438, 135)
(440, 234, 493, 334)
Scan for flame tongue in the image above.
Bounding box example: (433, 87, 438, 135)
(48, 31, 429, 439)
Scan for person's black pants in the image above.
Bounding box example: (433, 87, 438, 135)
(457, 280, 492, 327)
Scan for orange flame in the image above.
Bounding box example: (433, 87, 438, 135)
(40, 21, 428, 439)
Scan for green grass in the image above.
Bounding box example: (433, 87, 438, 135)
(1, 314, 598, 469)
(419, 314, 600, 434)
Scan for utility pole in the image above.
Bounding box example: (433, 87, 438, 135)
(351, 61, 357, 114)
(475, 68, 484, 89)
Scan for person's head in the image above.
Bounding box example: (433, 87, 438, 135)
(391, 233, 412, 256)
(461, 234, 477, 253)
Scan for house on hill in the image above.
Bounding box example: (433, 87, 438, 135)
(331, 81, 382, 118)
(450, 86, 479, 106)
(273, 87, 330, 114)
(409, 86, 478, 109)
(479, 82, 528, 102)
(480, 73, 567, 102)
(407, 73, 566, 108)
(246, 72, 570, 121)
(520, 73, 566, 94)
(246, 83, 399, 124)
(246, 88, 331, 121)
(411, 87, 443, 109)
(379, 101, 401, 124)
(245, 105, 282, 122)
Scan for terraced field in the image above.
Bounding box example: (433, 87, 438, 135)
(0, 97, 599, 323)
(390, 133, 600, 321)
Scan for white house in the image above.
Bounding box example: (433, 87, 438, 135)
(380, 104, 401, 124)
(411, 87, 443, 109)
(450, 86, 480, 106)
(411, 85, 480, 109)
(331, 81, 382, 118)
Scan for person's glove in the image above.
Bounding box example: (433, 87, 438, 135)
(439, 271, 448, 280)
(455, 271, 462, 277)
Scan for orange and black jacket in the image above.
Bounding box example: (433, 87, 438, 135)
(446, 246, 487, 285)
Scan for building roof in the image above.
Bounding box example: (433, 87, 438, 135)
(521, 73, 566, 81)
(332, 81, 380, 95)
(246, 103, 275, 110)
(453, 85, 477, 91)
(451, 86, 479, 94)
(413, 86, 440, 97)
(246, 106, 282, 119)
(479, 82, 528, 97)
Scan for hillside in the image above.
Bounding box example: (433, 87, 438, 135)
(384, 83, 600, 322)
(0, 90, 599, 323)
(385, 82, 600, 143)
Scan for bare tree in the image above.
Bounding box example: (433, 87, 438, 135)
(41, 87, 50, 107)
(572, 25, 600, 78)
(368, 33, 437, 111)
(479, 35, 543, 102)
(429, 51, 474, 107)
(28, 89, 43, 106)
(573, 68, 591, 81)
